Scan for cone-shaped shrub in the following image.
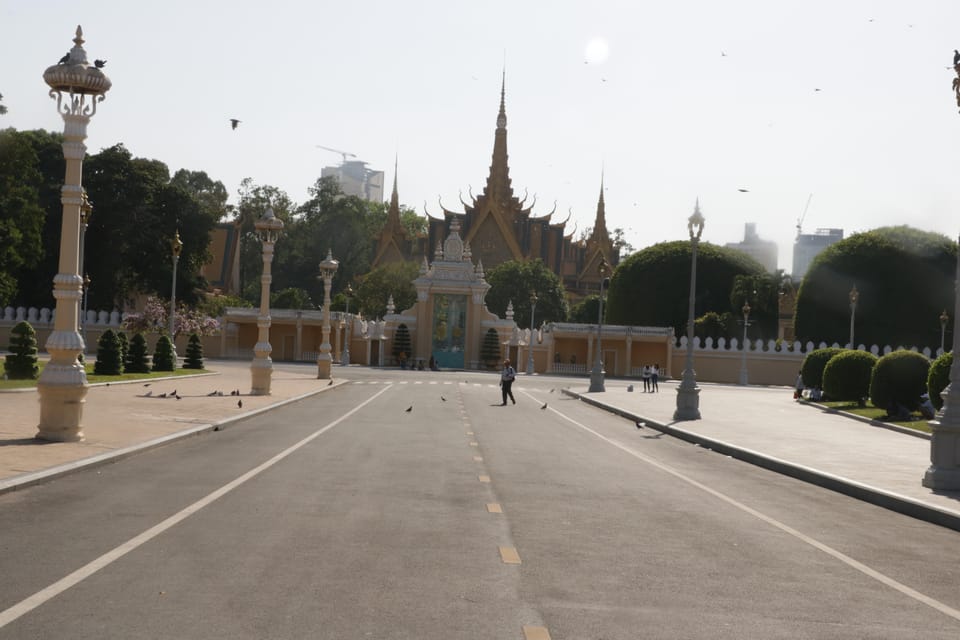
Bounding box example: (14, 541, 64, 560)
(928, 352, 953, 410)
(152, 335, 176, 372)
(822, 350, 877, 402)
(183, 333, 204, 369)
(480, 328, 501, 370)
(93, 329, 123, 375)
(125, 333, 151, 374)
(5, 321, 39, 380)
(869, 350, 931, 411)
(117, 331, 129, 366)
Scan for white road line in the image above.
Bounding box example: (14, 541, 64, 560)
(414, 381, 423, 385)
(443, 381, 453, 385)
(533, 393, 960, 624)
(429, 381, 438, 385)
(0, 385, 394, 630)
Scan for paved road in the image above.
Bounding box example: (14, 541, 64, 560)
(2, 370, 960, 639)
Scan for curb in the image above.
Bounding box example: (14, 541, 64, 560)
(562, 389, 960, 533)
(0, 380, 349, 496)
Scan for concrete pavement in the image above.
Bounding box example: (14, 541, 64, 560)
(2, 360, 959, 533)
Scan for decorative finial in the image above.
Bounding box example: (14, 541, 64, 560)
(74, 25, 84, 48)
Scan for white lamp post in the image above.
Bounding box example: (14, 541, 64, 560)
(78, 191, 91, 351)
(940, 310, 950, 355)
(250, 207, 283, 395)
(169, 230, 183, 350)
(674, 200, 705, 421)
(526, 292, 538, 375)
(738, 301, 751, 386)
(848, 285, 859, 349)
(37, 26, 111, 442)
(341, 283, 353, 366)
(588, 257, 610, 392)
(317, 249, 339, 379)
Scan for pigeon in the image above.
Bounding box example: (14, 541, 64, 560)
(207, 390, 218, 396)
(158, 393, 167, 398)
(328, 379, 334, 386)
(144, 390, 152, 397)
(238, 399, 243, 408)
(955, 49, 960, 66)
(143, 383, 151, 387)
(441, 396, 447, 402)
(175, 394, 181, 400)
(230, 118, 241, 130)
(541, 403, 548, 410)
(635, 421, 644, 429)
(405, 406, 413, 413)
(549, 388, 555, 393)
(94, 59, 107, 68)
(170, 389, 176, 396)
(57, 53, 69, 64)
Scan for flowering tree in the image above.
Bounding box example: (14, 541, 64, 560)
(122, 296, 220, 339)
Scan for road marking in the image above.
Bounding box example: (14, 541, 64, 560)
(0, 385, 394, 630)
(429, 381, 438, 385)
(399, 381, 408, 384)
(414, 381, 423, 385)
(466, 431, 474, 435)
(523, 626, 552, 640)
(499, 546, 521, 564)
(538, 396, 960, 624)
(443, 381, 453, 385)
(478, 475, 491, 483)
(487, 503, 502, 513)
(469, 442, 479, 447)
(473, 456, 483, 462)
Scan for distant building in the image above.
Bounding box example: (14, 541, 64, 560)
(792, 228, 843, 281)
(320, 160, 385, 202)
(725, 223, 778, 273)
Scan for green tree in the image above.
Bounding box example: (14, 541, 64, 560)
(0, 93, 7, 115)
(5, 321, 39, 379)
(271, 287, 315, 310)
(485, 259, 569, 329)
(729, 271, 782, 342)
(355, 261, 419, 318)
(125, 333, 150, 373)
(795, 227, 956, 348)
(152, 334, 176, 372)
(233, 178, 295, 305)
(0, 128, 46, 305)
(569, 295, 602, 324)
(93, 329, 123, 375)
(183, 333, 204, 369)
(606, 241, 766, 339)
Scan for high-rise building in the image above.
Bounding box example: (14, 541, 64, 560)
(320, 160, 384, 202)
(725, 223, 778, 273)
(792, 228, 843, 280)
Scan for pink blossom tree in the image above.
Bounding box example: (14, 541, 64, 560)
(122, 296, 220, 339)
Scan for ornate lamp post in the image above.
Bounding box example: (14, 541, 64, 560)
(674, 200, 705, 421)
(82, 274, 91, 352)
(588, 257, 610, 392)
(169, 231, 183, 347)
(848, 285, 859, 349)
(317, 249, 339, 379)
(940, 310, 950, 355)
(738, 301, 751, 386)
(37, 26, 111, 442)
(250, 208, 283, 395)
(526, 292, 538, 375)
(78, 190, 92, 351)
(341, 283, 353, 366)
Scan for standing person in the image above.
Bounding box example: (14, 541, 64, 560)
(500, 359, 516, 406)
(651, 363, 660, 392)
(794, 370, 804, 400)
(642, 364, 651, 392)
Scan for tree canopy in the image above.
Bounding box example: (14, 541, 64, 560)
(605, 240, 767, 339)
(795, 226, 956, 348)
(484, 259, 569, 329)
(354, 261, 419, 318)
(0, 128, 46, 305)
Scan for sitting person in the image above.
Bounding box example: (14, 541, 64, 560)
(918, 393, 936, 420)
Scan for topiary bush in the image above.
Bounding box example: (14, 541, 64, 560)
(800, 347, 845, 390)
(480, 328, 501, 370)
(5, 321, 39, 380)
(392, 324, 412, 362)
(117, 331, 129, 366)
(927, 351, 953, 410)
(93, 329, 123, 375)
(125, 332, 151, 374)
(183, 333, 204, 369)
(822, 350, 878, 402)
(152, 335, 176, 372)
(869, 350, 931, 411)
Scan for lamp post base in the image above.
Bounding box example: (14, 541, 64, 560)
(317, 354, 332, 380)
(922, 420, 960, 490)
(674, 384, 701, 421)
(250, 355, 273, 396)
(37, 361, 89, 442)
(738, 367, 749, 386)
(588, 363, 605, 392)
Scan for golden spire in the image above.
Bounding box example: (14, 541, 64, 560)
(387, 155, 401, 225)
(483, 69, 513, 202)
(590, 169, 610, 245)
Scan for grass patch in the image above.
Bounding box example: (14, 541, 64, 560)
(817, 399, 932, 434)
(1, 360, 210, 391)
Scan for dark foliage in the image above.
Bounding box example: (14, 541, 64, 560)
(869, 350, 931, 411)
(152, 334, 176, 372)
(485, 259, 569, 329)
(93, 329, 123, 375)
(822, 350, 877, 402)
(801, 347, 846, 390)
(569, 295, 602, 324)
(5, 320, 39, 379)
(795, 227, 956, 349)
(183, 333, 204, 369)
(125, 333, 151, 373)
(480, 328, 502, 369)
(927, 352, 952, 410)
(116, 331, 129, 365)
(392, 324, 412, 360)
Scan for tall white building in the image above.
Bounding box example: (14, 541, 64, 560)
(321, 160, 385, 202)
(725, 223, 778, 273)
(792, 228, 843, 281)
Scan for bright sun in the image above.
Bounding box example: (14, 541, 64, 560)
(584, 38, 610, 64)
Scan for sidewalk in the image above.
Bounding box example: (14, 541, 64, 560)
(0, 359, 338, 494)
(563, 381, 960, 532)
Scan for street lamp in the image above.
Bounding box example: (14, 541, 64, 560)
(250, 207, 283, 395)
(588, 257, 610, 392)
(169, 231, 183, 348)
(848, 285, 859, 349)
(37, 26, 111, 442)
(526, 292, 538, 375)
(317, 249, 339, 379)
(78, 190, 92, 351)
(341, 283, 353, 366)
(82, 274, 91, 352)
(674, 200, 705, 421)
(940, 310, 950, 355)
(738, 301, 751, 386)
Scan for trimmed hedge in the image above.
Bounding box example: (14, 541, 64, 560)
(183, 333, 204, 370)
(822, 350, 878, 402)
(152, 335, 176, 372)
(5, 321, 39, 380)
(801, 347, 845, 390)
(869, 350, 931, 411)
(125, 333, 151, 373)
(927, 352, 952, 410)
(93, 329, 123, 375)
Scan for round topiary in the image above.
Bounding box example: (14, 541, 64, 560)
(152, 335, 176, 372)
(927, 351, 953, 410)
(125, 333, 151, 373)
(801, 347, 845, 390)
(93, 329, 123, 375)
(5, 321, 39, 380)
(869, 350, 931, 411)
(822, 350, 878, 402)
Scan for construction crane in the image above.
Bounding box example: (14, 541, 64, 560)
(796, 193, 812, 237)
(315, 145, 357, 164)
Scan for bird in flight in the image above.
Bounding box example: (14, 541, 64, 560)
(441, 396, 447, 402)
(229, 118, 241, 130)
(405, 405, 413, 413)
(738, 188, 749, 193)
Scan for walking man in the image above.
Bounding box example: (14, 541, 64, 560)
(500, 359, 516, 405)
(651, 363, 660, 392)
(642, 364, 651, 392)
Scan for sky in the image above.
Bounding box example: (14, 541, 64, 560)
(3, 0, 960, 273)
